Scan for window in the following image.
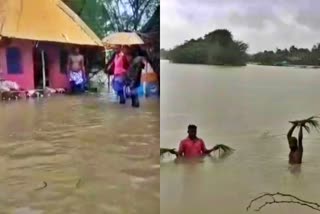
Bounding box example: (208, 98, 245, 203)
(6, 47, 22, 74)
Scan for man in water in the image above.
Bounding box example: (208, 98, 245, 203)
(176, 125, 219, 158)
(125, 55, 145, 108)
(287, 122, 304, 164)
(68, 47, 86, 93)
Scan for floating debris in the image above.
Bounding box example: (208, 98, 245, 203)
(35, 181, 47, 191)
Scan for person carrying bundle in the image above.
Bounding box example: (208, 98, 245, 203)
(287, 116, 319, 164)
(162, 125, 227, 158)
(177, 124, 219, 158)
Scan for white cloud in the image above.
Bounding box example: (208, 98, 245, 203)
(161, 0, 320, 53)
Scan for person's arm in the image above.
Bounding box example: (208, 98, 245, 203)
(106, 52, 116, 70)
(287, 123, 298, 141)
(298, 125, 303, 152)
(200, 140, 211, 155)
(178, 141, 185, 157)
(107, 61, 114, 73)
(208, 145, 221, 154)
(201, 141, 220, 155)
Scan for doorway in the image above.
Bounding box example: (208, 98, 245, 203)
(33, 48, 49, 89)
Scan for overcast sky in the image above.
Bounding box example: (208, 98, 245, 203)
(161, 0, 320, 53)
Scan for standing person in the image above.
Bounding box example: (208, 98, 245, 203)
(287, 122, 304, 164)
(125, 55, 145, 108)
(111, 46, 129, 104)
(68, 47, 86, 94)
(177, 125, 219, 158)
(164, 125, 219, 158)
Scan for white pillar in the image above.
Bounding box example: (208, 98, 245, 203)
(41, 50, 46, 89)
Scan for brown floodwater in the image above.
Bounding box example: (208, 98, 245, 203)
(0, 93, 159, 214)
(161, 60, 320, 214)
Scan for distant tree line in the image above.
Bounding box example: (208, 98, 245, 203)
(161, 29, 249, 66)
(250, 44, 320, 66)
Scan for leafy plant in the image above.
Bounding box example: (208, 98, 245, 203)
(64, 0, 159, 37)
(160, 148, 177, 157)
(214, 144, 234, 153)
(289, 116, 320, 133)
(160, 144, 235, 158)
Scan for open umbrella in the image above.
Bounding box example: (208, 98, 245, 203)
(102, 32, 144, 47)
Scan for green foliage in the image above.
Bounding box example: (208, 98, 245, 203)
(164, 29, 249, 66)
(160, 148, 176, 157)
(290, 116, 320, 133)
(251, 44, 320, 66)
(64, 0, 110, 37)
(64, 0, 159, 37)
(214, 144, 234, 153)
(160, 144, 234, 158)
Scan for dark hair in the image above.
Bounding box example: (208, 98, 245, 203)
(188, 124, 197, 130)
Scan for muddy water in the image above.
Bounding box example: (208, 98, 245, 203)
(0, 94, 159, 214)
(161, 61, 320, 214)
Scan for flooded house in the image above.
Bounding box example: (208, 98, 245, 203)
(0, 0, 103, 91)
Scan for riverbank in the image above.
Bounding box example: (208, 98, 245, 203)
(248, 62, 320, 69)
(160, 59, 247, 66)
(161, 59, 320, 69)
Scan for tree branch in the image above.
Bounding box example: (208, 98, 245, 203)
(134, 0, 152, 30)
(247, 192, 320, 212)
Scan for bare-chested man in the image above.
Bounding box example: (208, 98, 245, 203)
(68, 47, 86, 93)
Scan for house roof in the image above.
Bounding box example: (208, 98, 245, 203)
(0, 0, 103, 46)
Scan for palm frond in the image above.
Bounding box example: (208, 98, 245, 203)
(290, 116, 320, 133)
(160, 148, 177, 157)
(303, 125, 311, 133)
(215, 144, 234, 153)
(303, 117, 319, 133)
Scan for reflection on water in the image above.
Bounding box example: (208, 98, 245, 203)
(160, 61, 320, 214)
(0, 94, 159, 214)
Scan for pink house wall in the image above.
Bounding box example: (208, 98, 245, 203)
(40, 44, 68, 89)
(0, 39, 69, 90)
(0, 39, 34, 90)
